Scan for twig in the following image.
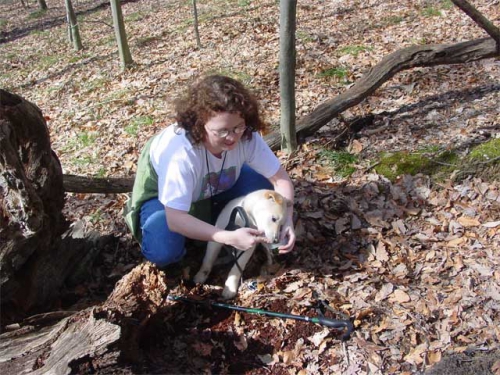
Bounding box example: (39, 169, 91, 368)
(342, 341, 350, 367)
(365, 161, 381, 171)
(471, 155, 500, 165)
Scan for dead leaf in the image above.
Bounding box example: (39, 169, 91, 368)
(375, 283, 394, 302)
(391, 289, 411, 303)
(483, 221, 500, 228)
(427, 351, 442, 365)
(375, 241, 389, 262)
(308, 328, 330, 347)
(457, 216, 481, 227)
(349, 139, 364, 154)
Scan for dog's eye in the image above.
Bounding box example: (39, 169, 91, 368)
(272, 216, 278, 223)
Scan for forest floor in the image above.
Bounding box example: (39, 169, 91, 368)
(1, 0, 500, 374)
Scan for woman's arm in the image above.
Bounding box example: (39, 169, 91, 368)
(165, 207, 269, 251)
(268, 165, 296, 253)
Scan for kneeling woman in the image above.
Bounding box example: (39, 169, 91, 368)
(124, 75, 296, 267)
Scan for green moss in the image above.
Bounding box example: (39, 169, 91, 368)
(38, 55, 59, 70)
(338, 45, 373, 57)
(296, 30, 314, 43)
(71, 155, 95, 166)
(125, 116, 154, 136)
(126, 12, 146, 22)
(319, 150, 358, 178)
(28, 10, 47, 19)
(421, 7, 442, 17)
(375, 149, 459, 181)
(318, 67, 350, 84)
(468, 138, 500, 162)
(77, 131, 98, 147)
(68, 53, 92, 63)
(382, 15, 405, 26)
(96, 167, 107, 178)
(440, 0, 454, 10)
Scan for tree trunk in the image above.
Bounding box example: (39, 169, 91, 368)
(0, 90, 68, 312)
(37, 0, 48, 10)
(0, 263, 169, 374)
(279, 0, 297, 153)
(110, 0, 133, 70)
(65, 0, 83, 51)
(192, 0, 202, 49)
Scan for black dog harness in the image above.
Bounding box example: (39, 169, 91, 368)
(224, 206, 252, 277)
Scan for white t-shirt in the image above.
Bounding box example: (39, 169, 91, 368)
(149, 124, 281, 212)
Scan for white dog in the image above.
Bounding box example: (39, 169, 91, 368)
(194, 189, 287, 299)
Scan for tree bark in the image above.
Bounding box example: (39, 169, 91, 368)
(192, 0, 202, 49)
(65, 0, 83, 51)
(63, 174, 133, 193)
(0, 263, 170, 374)
(110, 0, 133, 70)
(37, 0, 48, 11)
(279, 0, 297, 153)
(0, 90, 68, 311)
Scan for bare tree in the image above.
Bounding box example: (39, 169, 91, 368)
(192, 0, 202, 48)
(64, 0, 83, 51)
(110, 0, 133, 70)
(279, 0, 297, 153)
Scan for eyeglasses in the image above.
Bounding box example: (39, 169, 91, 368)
(207, 124, 247, 138)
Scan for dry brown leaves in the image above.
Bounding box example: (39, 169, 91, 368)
(1, 0, 499, 373)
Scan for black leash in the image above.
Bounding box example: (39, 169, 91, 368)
(224, 206, 252, 277)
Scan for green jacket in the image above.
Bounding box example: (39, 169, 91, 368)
(123, 137, 213, 243)
(123, 137, 158, 243)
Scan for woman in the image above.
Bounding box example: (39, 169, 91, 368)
(124, 75, 295, 267)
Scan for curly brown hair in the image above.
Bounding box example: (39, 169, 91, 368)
(174, 75, 267, 144)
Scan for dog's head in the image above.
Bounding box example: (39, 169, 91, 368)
(246, 190, 287, 244)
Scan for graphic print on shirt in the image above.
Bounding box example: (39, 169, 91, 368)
(199, 166, 236, 200)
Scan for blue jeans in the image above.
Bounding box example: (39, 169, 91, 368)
(140, 164, 273, 267)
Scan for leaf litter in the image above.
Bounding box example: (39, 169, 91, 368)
(1, 0, 499, 373)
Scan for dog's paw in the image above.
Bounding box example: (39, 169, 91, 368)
(193, 270, 209, 284)
(222, 277, 239, 299)
(222, 286, 237, 300)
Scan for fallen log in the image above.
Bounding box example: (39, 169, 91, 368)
(60, 37, 499, 194)
(63, 174, 133, 194)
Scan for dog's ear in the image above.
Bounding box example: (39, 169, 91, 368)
(265, 191, 283, 205)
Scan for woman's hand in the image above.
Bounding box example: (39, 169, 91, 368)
(223, 228, 270, 251)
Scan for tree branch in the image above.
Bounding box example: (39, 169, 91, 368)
(451, 0, 500, 50)
(264, 37, 498, 150)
